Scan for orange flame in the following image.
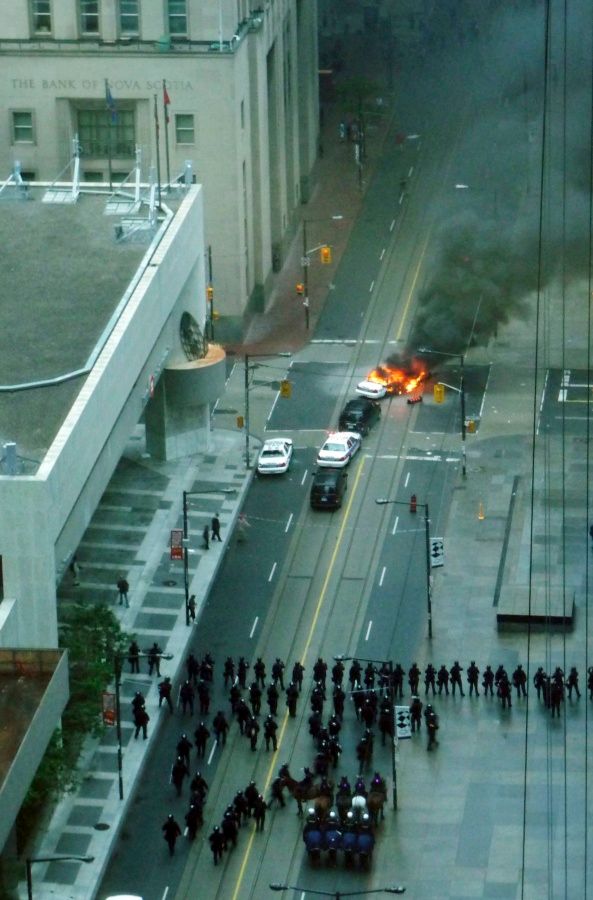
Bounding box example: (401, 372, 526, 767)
(366, 361, 428, 395)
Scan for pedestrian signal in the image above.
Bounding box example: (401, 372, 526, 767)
(320, 245, 332, 265)
(236, 415, 244, 429)
(430, 537, 444, 568)
(296, 282, 305, 295)
(206, 285, 214, 303)
(280, 380, 292, 399)
(410, 494, 417, 513)
(434, 383, 445, 403)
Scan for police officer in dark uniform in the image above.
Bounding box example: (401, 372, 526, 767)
(223, 656, 235, 687)
(268, 775, 286, 808)
(158, 676, 174, 712)
(533, 666, 546, 700)
(498, 675, 512, 709)
(131, 690, 145, 713)
(238, 657, 249, 688)
(249, 680, 262, 716)
(229, 682, 242, 715)
(483, 665, 495, 696)
(247, 715, 260, 751)
(408, 663, 421, 695)
(333, 684, 345, 719)
(410, 695, 423, 732)
(212, 710, 229, 746)
(254, 657, 266, 688)
(292, 660, 305, 691)
(221, 809, 238, 847)
(163, 814, 182, 856)
(209, 825, 226, 864)
(177, 733, 193, 768)
(424, 663, 436, 696)
(190, 770, 208, 800)
(267, 682, 279, 715)
(567, 667, 581, 699)
(392, 663, 404, 698)
(450, 661, 464, 696)
(286, 682, 299, 717)
(425, 705, 439, 750)
(194, 721, 210, 758)
(179, 680, 195, 716)
(467, 661, 480, 696)
(147, 642, 163, 676)
(332, 659, 344, 686)
(197, 679, 210, 715)
(171, 756, 189, 797)
(437, 665, 450, 695)
(313, 657, 328, 687)
(244, 781, 259, 816)
(233, 789, 249, 824)
(349, 660, 362, 690)
(512, 664, 527, 698)
(236, 698, 251, 734)
(264, 715, 278, 751)
(271, 658, 285, 689)
(128, 640, 140, 673)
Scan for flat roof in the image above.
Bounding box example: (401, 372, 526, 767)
(0, 187, 152, 471)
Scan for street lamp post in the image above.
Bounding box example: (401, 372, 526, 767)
(114, 649, 173, 800)
(376, 497, 432, 640)
(335, 654, 398, 810)
(417, 347, 466, 478)
(183, 487, 236, 623)
(26, 855, 94, 899)
(301, 215, 344, 331)
(243, 352, 292, 469)
(270, 883, 405, 897)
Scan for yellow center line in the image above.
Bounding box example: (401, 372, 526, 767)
(230, 458, 366, 900)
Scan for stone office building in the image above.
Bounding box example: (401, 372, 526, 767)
(0, 0, 319, 334)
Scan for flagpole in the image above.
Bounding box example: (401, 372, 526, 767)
(105, 78, 113, 192)
(153, 94, 162, 208)
(163, 79, 171, 189)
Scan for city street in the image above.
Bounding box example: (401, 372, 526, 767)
(97, 3, 593, 899)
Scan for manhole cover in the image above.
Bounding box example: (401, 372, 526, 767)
(163, 579, 177, 586)
(94, 822, 110, 831)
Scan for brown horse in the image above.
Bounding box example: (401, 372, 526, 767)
(367, 789, 386, 824)
(280, 772, 334, 816)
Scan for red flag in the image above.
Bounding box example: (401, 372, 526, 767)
(163, 82, 171, 124)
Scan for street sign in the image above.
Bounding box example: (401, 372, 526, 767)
(102, 691, 116, 726)
(430, 536, 444, 567)
(170, 528, 184, 560)
(395, 705, 411, 739)
(300, 256, 310, 267)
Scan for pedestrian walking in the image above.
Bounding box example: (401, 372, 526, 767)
(313, 657, 328, 687)
(162, 815, 182, 856)
(533, 667, 547, 700)
(467, 661, 480, 696)
(158, 676, 174, 712)
(567, 667, 581, 699)
(450, 661, 465, 696)
(128, 640, 140, 673)
(148, 642, 163, 676)
(202, 524, 210, 550)
(236, 698, 251, 734)
(190, 771, 208, 801)
(133, 704, 149, 739)
(221, 811, 238, 848)
(498, 676, 512, 709)
(194, 721, 210, 758)
(512, 665, 527, 698)
(331, 659, 344, 687)
(268, 776, 286, 808)
(179, 680, 195, 716)
(117, 575, 129, 607)
(201, 652, 215, 682)
(198, 679, 210, 716)
(550, 680, 563, 717)
(237, 512, 251, 542)
(211, 513, 222, 541)
(425, 706, 439, 750)
(171, 756, 189, 797)
(392, 663, 404, 698)
(233, 789, 249, 824)
(349, 659, 362, 690)
(69, 554, 81, 586)
(333, 685, 345, 719)
(249, 680, 262, 716)
(188, 594, 196, 622)
(185, 803, 202, 840)
(213, 710, 229, 745)
(131, 690, 145, 713)
(185, 652, 200, 685)
(209, 826, 226, 864)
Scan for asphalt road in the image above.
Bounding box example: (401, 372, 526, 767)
(98, 11, 506, 900)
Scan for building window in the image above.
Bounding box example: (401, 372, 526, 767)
(83, 171, 104, 182)
(167, 0, 187, 36)
(119, 0, 139, 34)
(175, 113, 194, 144)
(12, 111, 34, 143)
(80, 0, 99, 34)
(78, 108, 135, 158)
(31, 0, 51, 32)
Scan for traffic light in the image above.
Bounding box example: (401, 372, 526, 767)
(206, 284, 214, 303)
(280, 380, 292, 398)
(320, 245, 332, 265)
(410, 494, 417, 513)
(434, 383, 445, 403)
(296, 282, 305, 296)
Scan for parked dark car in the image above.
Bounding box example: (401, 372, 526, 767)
(310, 469, 348, 510)
(338, 397, 381, 436)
